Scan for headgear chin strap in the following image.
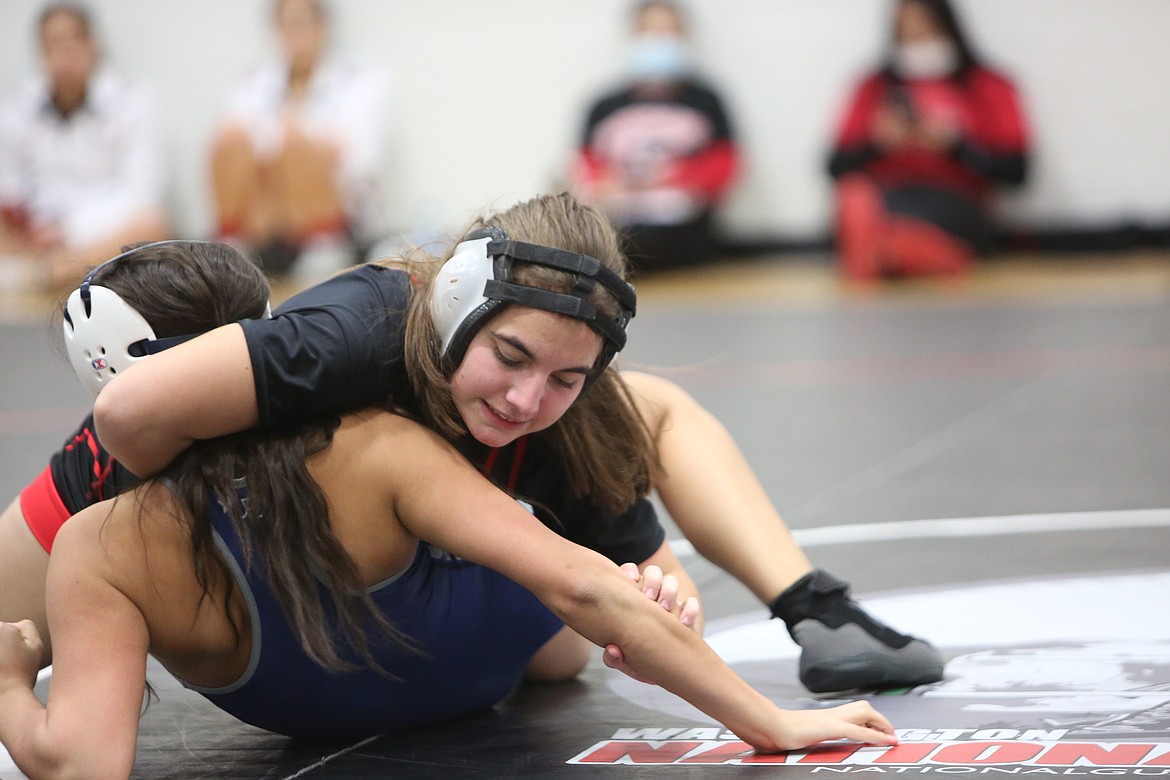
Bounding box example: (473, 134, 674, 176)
(430, 226, 637, 376)
(62, 240, 268, 397)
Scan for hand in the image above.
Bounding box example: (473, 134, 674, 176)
(913, 114, 960, 153)
(602, 563, 702, 683)
(764, 701, 898, 752)
(0, 620, 43, 694)
(871, 104, 915, 151)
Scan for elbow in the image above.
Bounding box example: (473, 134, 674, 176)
(544, 560, 645, 647)
(13, 743, 132, 780)
(92, 377, 150, 475)
(555, 569, 606, 618)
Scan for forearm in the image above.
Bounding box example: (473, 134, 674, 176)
(93, 384, 192, 478)
(94, 324, 258, 477)
(556, 564, 788, 750)
(0, 687, 90, 780)
(828, 143, 880, 179)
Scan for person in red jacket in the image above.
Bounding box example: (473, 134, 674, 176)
(570, 0, 738, 273)
(827, 0, 1029, 281)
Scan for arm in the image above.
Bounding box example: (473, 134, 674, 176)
(388, 422, 896, 752)
(0, 510, 148, 780)
(949, 72, 1030, 187)
(827, 76, 888, 179)
(94, 323, 258, 477)
(667, 140, 738, 202)
(666, 86, 739, 201)
(96, 266, 410, 479)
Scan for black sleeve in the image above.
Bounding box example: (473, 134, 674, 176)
(504, 435, 666, 565)
(952, 140, 1028, 186)
(684, 81, 735, 142)
(828, 142, 881, 179)
(240, 265, 414, 428)
(533, 479, 664, 563)
(541, 493, 666, 566)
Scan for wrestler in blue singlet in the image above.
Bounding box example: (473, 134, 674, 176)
(184, 488, 566, 740)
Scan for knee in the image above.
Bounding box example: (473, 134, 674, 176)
(835, 175, 883, 221)
(210, 124, 255, 165)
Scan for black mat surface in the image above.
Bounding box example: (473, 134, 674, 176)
(2, 273, 1168, 778)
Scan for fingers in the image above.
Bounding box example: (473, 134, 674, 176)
(0, 621, 45, 685)
(640, 565, 664, 601)
(679, 596, 700, 629)
(843, 722, 899, 746)
(603, 644, 654, 685)
(14, 619, 41, 645)
(0, 620, 37, 647)
(656, 572, 679, 612)
(834, 702, 898, 745)
(618, 563, 700, 629)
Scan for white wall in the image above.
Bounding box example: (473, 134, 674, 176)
(2, 0, 1167, 243)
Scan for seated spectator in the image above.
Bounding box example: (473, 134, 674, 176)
(827, 0, 1029, 281)
(209, 0, 389, 284)
(570, 0, 738, 274)
(0, 2, 170, 292)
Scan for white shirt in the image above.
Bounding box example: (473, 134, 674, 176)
(220, 56, 390, 241)
(0, 67, 166, 245)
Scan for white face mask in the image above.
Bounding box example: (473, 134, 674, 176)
(894, 38, 960, 79)
(626, 35, 693, 83)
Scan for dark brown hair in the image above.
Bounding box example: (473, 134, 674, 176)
(91, 240, 270, 336)
(394, 192, 661, 514)
(166, 419, 416, 674)
(99, 241, 405, 672)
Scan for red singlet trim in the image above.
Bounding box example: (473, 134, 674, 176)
(19, 466, 72, 553)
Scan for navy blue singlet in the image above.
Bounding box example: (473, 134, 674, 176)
(184, 495, 566, 740)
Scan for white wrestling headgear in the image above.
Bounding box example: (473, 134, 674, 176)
(429, 226, 637, 377)
(63, 240, 270, 396)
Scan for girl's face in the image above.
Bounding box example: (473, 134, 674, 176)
(40, 12, 97, 95)
(897, 1, 946, 45)
(277, 0, 327, 70)
(450, 305, 603, 448)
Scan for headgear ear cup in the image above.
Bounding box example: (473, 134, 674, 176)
(61, 239, 269, 396)
(429, 235, 498, 359)
(428, 225, 636, 380)
(63, 285, 158, 396)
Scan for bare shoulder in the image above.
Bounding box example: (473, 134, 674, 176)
(338, 409, 469, 472)
(328, 409, 491, 516)
(52, 484, 191, 593)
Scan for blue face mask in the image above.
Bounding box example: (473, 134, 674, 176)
(626, 36, 693, 83)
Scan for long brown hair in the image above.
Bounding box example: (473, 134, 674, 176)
(103, 241, 407, 673)
(394, 192, 661, 514)
(165, 420, 415, 674)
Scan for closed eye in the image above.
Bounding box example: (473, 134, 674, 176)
(551, 374, 578, 390)
(494, 346, 522, 367)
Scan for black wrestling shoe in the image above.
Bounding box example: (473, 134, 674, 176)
(769, 569, 944, 693)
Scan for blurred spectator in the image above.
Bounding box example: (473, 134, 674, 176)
(209, 0, 389, 283)
(570, 0, 738, 274)
(0, 2, 170, 292)
(827, 0, 1029, 281)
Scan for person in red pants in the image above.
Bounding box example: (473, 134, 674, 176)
(827, 0, 1029, 281)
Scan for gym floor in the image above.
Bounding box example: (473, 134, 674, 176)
(2, 251, 1168, 778)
